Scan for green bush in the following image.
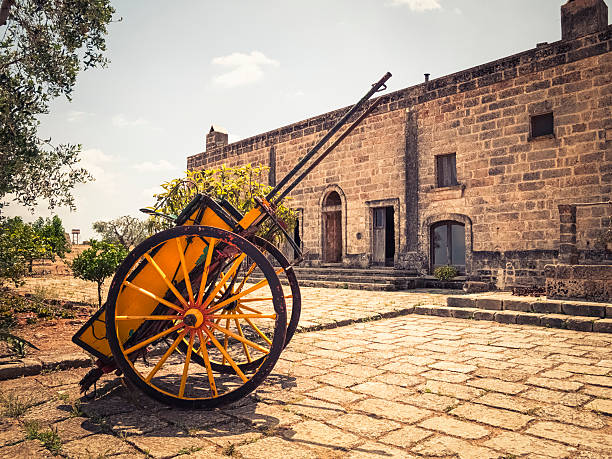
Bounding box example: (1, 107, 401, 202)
(71, 240, 128, 308)
(433, 265, 459, 281)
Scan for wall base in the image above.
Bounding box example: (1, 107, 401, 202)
(545, 264, 612, 302)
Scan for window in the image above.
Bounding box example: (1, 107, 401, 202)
(530, 112, 554, 139)
(431, 221, 465, 271)
(436, 153, 458, 188)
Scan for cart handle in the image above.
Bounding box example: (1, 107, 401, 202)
(266, 72, 392, 204)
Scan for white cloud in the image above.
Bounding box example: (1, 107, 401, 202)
(78, 148, 119, 192)
(112, 113, 149, 128)
(453, 7, 462, 14)
(133, 159, 179, 173)
(388, 0, 441, 11)
(211, 51, 279, 88)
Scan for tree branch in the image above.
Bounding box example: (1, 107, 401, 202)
(0, 0, 15, 27)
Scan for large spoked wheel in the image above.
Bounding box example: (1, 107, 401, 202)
(105, 225, 287, 409)
(183, 235, 301, 374)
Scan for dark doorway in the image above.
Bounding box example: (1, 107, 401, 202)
(372, 206, 395, 266)
(431, 220, 465, 272)
(322, 191, 342, 263)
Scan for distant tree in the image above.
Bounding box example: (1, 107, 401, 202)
(71, 240, 127, 308)
(92, 216, 150, 250)
(0, 217, 50, 284)
(0, 0, 115, 210)
(32, 215, 71, 258)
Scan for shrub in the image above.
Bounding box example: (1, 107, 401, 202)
(433, 265, 459, 281)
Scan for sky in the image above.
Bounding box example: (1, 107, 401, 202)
(5, 0, 611, 240)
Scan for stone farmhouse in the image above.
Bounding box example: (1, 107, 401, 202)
(188, 0, 611, 292)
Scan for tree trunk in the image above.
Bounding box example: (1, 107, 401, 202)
(0, 0, 15, 26)
(97, 282, 103, 309)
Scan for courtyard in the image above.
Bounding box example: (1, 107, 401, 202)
(0, 284, 610, 458)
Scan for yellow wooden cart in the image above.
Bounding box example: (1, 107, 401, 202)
(73, 73, 392, 409)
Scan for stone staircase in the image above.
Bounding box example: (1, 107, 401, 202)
(250, 266, 466, 291)
(438, 294, 612, 333)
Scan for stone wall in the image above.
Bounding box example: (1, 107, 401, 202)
(187, 24, 612, 284)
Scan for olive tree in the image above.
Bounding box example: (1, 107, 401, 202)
(0, 0, 114, 210)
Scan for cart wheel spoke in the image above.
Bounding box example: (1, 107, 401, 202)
(197, 330, 218, 397)
(235, 303, 263, 314)
(203, 327, 248, 383)
(221, 318, 230, 365)
(146, 330, 187, 382)
(176, 237, 195, 305)
(123, 281, 184, 313)
(237, 308, 273, 346)
(179, 332, 195, 398)
(205, 272, 277, 315)
(233, 311, 252, 363)
(144, 253, 189, 309)
(201, 254, 246, 308)
(234, 261, 258, 293)
(115, 315, 179, 321)
(196, 238, 216, 305)
(209, 321, 270, 354)
(123, 323, 184, 355)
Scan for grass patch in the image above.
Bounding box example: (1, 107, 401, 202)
(0, 392, 32, 418)
(222, 443, 236, 456)
(24, 420, 62, 455)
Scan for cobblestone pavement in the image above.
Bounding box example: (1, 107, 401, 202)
(1, 313, 611, 458)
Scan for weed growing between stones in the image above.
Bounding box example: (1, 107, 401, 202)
(24, 420, 62, 455)
(177, 446, 203, 455)
(222, 443, 236, 456)
(0, 392, 32, 418)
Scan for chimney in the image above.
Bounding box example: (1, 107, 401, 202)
(206, 125, 228, 151)
(561, 0, 608, 40)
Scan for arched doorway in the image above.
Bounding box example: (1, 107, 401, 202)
(322, 191, 342, 263)
(431, 220, 465, 272)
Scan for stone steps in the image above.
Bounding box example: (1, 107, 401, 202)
(444, 295, 612, 333)
(250, 266, 465, 291)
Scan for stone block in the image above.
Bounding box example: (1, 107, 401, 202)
(428, 306, 453, 317)
(474, 310, 496, 321)
(565, 316, 596, 332)
(414, 305, 433, 315)
(541, 314, 567, 329)
(476, 298, 503, 310)
(503, 299, 533, 312)
(447, 297, 475, 308)
(532, 301, 563, 314)
(449, 307, 477, 319)
(516, 312, 543, 326)
(495, 311, 520, 324)
(593, 319, 612, 334)
(562, 302, 606, 318)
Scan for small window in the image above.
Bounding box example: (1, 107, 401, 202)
(530, 112, 554, 139)
(373, 208, 384, 228)
(436, 153, 458, 188)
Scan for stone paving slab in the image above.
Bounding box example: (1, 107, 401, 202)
(1, 313, 611, 458)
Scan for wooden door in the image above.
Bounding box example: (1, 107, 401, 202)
(323, 211, 342, 262)
(372, 207, 385, 264)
